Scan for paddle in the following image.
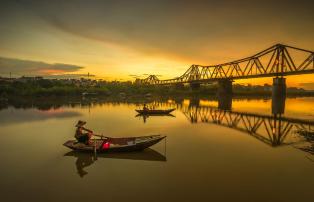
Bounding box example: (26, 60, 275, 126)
(94, 136, 97, 159)
(91, 132, 109, 160)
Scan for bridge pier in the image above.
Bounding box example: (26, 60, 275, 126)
(217, 79, 232, 110)
(189, 98, 200, 107)
(216, 79, 233, 110)
(218, 95, 232, 110)
(217, 79, 233, 97)
(190, 82, 200, 90)
(272, 77, 286, 114)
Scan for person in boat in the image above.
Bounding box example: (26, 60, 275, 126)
(143, 104, 149, 111)
(75, 120, 93, 144)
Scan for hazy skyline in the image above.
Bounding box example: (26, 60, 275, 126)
(0, 0, 313, 88)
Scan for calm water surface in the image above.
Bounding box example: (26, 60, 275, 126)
(0, 97, 313, 202)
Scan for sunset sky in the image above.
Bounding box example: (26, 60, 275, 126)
(0, 0, 313, 88)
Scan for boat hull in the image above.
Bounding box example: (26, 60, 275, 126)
(63, 135, 166, 153)
(135, 108, 175, 114)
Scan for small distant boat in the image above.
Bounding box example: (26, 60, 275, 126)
(135, 113, 175, 117)
(145, 93, 152, 98)
(63, 135, 166, 152)
(135, 108, 175, 115)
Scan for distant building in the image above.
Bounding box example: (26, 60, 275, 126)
(0, 77, 15, 83)
(17, 76, 43, 83)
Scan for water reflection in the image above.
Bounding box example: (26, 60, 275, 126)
(66, 151, 96, 177)
(64, 149, 167, 177)
(151, 100, 314, 161)
(154, 101, 314, 147)
(2, 96, 314, 155)
(2, 96, 314, 201)
(0, 96, 143, 111)
(135, 113, 175, 123)
(294, 131, 314, 157)
(0, 108, 81, 126)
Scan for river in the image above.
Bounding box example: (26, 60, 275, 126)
(0, 96, 313, 202)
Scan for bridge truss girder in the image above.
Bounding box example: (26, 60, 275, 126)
(138, 44, 314, 85)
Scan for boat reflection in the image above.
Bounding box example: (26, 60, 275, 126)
(64, 148, 167, 178)
(135, 113, 175, 123)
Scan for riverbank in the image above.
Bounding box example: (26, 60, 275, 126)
(1, 78, 314, 100)
(1, 83, 313, 98)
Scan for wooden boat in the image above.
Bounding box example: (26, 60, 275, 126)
(63, 134, 166, 152)
(135, 113, 175, 118)
(135, 108, 175, 115)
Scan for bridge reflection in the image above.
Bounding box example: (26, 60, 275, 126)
(152, 100, 314, 148)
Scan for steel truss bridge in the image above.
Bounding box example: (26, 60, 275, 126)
(137, 44, 314, 85)
(150, 101, 314, 147)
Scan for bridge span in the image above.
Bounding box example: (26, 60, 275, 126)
(136, 44, 313, 111)
(137, 44, 313, 85)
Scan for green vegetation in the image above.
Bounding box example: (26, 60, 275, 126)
(0, 77, 313, 97)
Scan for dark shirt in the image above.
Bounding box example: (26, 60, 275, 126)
(75, 127, 89, 139)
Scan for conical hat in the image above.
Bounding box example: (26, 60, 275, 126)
(75, 120, 86, 127)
